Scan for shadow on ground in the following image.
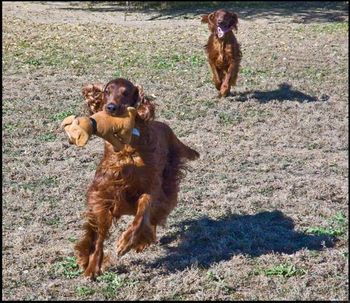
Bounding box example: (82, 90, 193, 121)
(144, 210, 335, 272)
(231, 83, 328, 103)
(58, 1, 348, 23)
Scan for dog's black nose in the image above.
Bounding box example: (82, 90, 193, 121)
(106, 103, 119, 112)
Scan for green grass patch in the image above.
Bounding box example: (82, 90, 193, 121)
(76, 286, 95, 297)
(97, 272, 124, 298)
(244, 107, 272, 123)
(259, 263, 306, 278)
(3, 122, 20, 132)
(207, 271, 235, 294)
(18, 40, 31, 49)
(55, 256, 82, 279)
(271, 53, 278, 60)
(42, 176, 59, 186)
(304, 66, 326, 82)
(152, 53, 205, 70)
(15, 176, 59, 191)
(160, 108, 176, 119)
(187, 54, 206, 66)
(330, 211, 347, 226)
(311, 22, 348, 33)
(49, 110, 76, 122)
(257, 186, 275, 197)
(113, 69, 123, 78)
(24, 58, 42, 66)
(218, 112, 242, 126)
(202, 99, 216, 109)
(305, 226, 343, 237)
(39, 133, 56, 142)
(240, 67, 268, 78)
(45, 217, 61, 227)
(153, 56, 174, 70)
(307, 142, 323, 150)
(121, 56, 139, 68)
(96, 271, 139, 298)
(68, 236, 77, 243)
(305, 212, 347, 237)
(178, 109, 200, 121)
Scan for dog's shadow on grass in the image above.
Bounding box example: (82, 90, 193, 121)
(230, 83, 328, 103)
(147, 210, 335, 272)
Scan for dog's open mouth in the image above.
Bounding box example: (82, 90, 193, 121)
(217, 25, 232, 38)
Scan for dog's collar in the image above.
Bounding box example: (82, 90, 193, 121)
(132, 128, 140, 137)
(89, 117, 97, 134)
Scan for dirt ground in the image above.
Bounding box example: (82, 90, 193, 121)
(2, 1, 349, 300)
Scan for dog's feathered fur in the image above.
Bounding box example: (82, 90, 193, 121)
(77, 78, 199, 279)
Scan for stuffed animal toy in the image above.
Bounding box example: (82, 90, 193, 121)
(61, 107, 137, 151)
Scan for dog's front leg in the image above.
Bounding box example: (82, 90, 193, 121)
(75, 204, 113, 280)
(116, 193, 157, 256)
(209, 60, 222, 91)
(220, 63, 237, 97)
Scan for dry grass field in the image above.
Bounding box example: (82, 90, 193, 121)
(2, 1, 349, 300)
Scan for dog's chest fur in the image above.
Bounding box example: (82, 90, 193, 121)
(206, 35, 235, 68)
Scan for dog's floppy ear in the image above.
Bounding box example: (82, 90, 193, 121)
(82, 84, 92, 98)
(201, 14, 209, 23)
(229, 12, 239, 32)
(93, 83, 105, 92)
(82, 83, 105, 114)
(201, 13, 215, 25)
(134, 85, 155, 122)
(82, 83, 104, 97)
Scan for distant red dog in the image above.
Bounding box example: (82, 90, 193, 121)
(76, 78, 199, 279)
(202, 9, 242, 97)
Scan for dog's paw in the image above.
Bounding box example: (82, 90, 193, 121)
(83, 262, 102, 280)
(116, 222, 155, 256)
(116, 228, 134, 256)
(220, 84, 230, 97)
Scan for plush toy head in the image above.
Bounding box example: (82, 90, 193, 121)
(61, 107, 137, 151)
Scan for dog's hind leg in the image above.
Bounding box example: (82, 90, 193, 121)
(75, 198, 113, 280)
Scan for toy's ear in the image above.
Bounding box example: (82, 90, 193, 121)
(61, 115, 76, 128)
(61, 115, 90, 146)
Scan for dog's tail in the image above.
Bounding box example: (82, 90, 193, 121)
(170, 132, 199, 161)
(177, 140, 200, 161)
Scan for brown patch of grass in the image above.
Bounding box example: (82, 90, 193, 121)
(2, 1, 348, 301)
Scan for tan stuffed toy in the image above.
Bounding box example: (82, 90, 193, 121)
(61, 107, 137, 151)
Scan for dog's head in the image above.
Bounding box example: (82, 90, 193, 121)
(201, 9, 238, 38)
(103, 78, 155, 122)
(82, 83, 105, 115)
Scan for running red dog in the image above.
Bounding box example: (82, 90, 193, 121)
(202, 9, 242, 97)
(76, 78, 199, 279)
